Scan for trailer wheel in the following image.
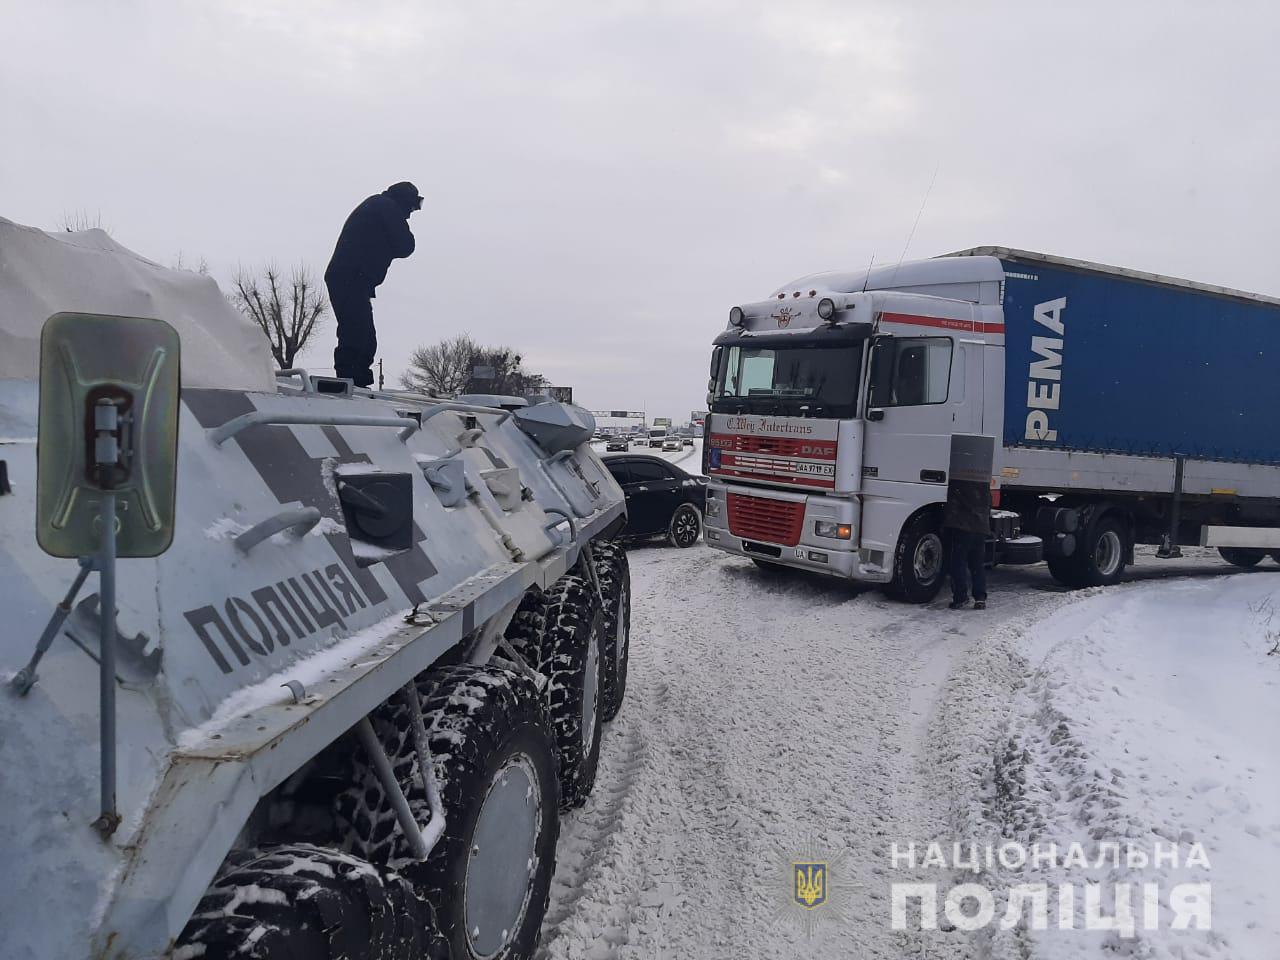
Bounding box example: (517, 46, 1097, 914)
(1219, 547, 1266, 568)
(591, 540, 631, 721)
(1073, 512, 1129, 586)
(668, 503, 703, 548)
(337, 665, 559, 960)
(1047, 555, 1085, 588)
(885, 512, 946, 603)
(175, 843, 448, 960)
(539, 575, 606, 807)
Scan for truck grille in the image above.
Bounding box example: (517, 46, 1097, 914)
(727, 493, 805, 547)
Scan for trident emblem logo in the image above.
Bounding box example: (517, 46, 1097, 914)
(793, 862, 827, 909)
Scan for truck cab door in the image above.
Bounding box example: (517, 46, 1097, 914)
(861, 334, 984, 488)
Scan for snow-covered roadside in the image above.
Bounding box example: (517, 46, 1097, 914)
(933, 568, 1280, 959)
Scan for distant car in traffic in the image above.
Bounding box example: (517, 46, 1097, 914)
(605, 436, 630, 451)
(682, 436, 694, 447)
(603, 454, 707, 547)
(662, 436, 682, 452)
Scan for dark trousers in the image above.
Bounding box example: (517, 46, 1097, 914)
(326, 274, 377, 387)
(948, 529, 987, 603)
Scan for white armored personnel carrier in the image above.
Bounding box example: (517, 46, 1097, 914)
(0, 217, 631, 960)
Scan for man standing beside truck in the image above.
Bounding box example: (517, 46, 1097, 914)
(944, 477, 991, 609)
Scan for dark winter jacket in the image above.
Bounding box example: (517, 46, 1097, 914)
(943, 479, 991, 535)
(324, 182, 419, 289)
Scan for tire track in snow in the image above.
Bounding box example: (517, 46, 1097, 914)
(538, 617, 674, 959)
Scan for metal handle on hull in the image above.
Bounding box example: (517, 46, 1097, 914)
(233, 506, 324, 553)
(209, 411, 421, 446)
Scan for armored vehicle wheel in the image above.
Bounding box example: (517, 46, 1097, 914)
(504, 586, 548, 666)
(1219, 547, 1266, 568)
(339, 665, 559, 960)
(591, 540, 631, 721)
(176, 843, 448, 960)
(668, 503, 703, 548)
(540, 574, 606, 807)
(885, 512, 946, 603)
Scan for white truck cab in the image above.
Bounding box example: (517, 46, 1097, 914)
(702, 256, 1039, 601)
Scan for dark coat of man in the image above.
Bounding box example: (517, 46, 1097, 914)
(943, 479, 991, 534)
(945, 478, 992, 606)
(325, 181, 421, 387)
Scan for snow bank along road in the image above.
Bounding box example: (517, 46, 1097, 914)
(537, 493, 1279, 958)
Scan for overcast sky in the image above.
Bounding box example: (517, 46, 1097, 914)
(3, 0, 1278, 422)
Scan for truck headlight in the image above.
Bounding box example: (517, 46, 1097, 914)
(814, 520, 852, 540)
(705, 498, 722, 518)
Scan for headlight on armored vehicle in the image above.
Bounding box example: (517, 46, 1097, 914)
(814, 520, 851, 539)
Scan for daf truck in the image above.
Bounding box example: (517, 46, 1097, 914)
(703, 248, 1280, 601)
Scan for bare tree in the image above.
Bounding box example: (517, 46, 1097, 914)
(401, 335, 548, 397)
(401, 334, 480, 396)
(231, 264, 328, 370)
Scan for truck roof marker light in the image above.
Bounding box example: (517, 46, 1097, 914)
(809, 290, 817, 297)
(793, 291, 801, 298)
(777, 293, 786, 300)
(817, 298, 836, 321)
(728, 306, 745, 327)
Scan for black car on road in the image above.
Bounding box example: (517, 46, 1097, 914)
(603, 454, 707, 547)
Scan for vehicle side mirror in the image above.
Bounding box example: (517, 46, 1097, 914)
(867, 408, 885, 422)
(36, 313, 181, 558)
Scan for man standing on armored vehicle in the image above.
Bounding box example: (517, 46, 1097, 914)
(325, 181, 422, 386)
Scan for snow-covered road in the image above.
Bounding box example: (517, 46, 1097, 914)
(538, 520, 1280, 958)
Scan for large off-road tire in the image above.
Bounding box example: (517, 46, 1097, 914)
(667, 503, 702, 548)
(504, 586, 547, 667)
(175, 844, 447, 960)
(591, 540, 631, 721)
(338, 665, 560, 960)
(885, 512, 946, 603)
(540, 575, 606, 807)
(1219, 547, 1266, 568)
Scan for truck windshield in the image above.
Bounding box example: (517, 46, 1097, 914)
(713, 343, 862, 418)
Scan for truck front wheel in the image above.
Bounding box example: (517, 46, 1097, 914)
(886, 513, 946, 603)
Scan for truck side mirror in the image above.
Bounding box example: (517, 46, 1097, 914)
(36, 313, 181, 558)
(709, 347, 722, 381)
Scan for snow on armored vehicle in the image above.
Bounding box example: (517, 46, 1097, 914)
(0, 217, 631, 960)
